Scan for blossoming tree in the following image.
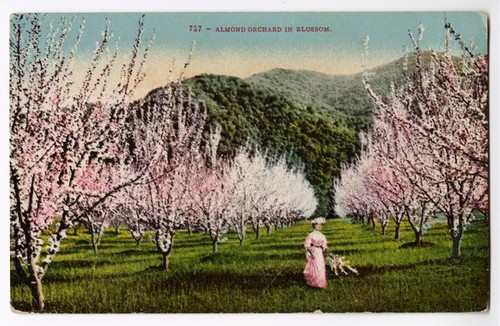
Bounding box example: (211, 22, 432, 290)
(10, 14, 153, 311)
(335, 23, 488, 257)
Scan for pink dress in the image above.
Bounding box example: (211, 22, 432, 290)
(303, 230, 328, 288)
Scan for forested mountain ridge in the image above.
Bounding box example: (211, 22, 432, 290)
(183, 74, 368, 216)
(246, 56, 410, 115)
(142, 56, 410, 216)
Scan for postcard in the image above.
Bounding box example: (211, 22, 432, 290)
(9, 11, 489, 314)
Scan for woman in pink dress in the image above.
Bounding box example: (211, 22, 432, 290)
(303, 217, 328, 288)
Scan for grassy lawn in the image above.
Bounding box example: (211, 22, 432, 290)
(10, 218, 489, 313)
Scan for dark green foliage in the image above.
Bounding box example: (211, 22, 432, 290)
(247, 68, 393, 116)
(138, 54, 449, 216)
(10, 218, 489, 312)
(182, 74, 369, 216)
(246, 54, 439, 116)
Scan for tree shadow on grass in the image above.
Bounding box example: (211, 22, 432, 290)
(248, 244, 303, 251)
(174, 241, 213, 249)
(49, 259, 112, 269)
(143, 265, 166, 272)
(399, 241, 435, 249)
(10, 301, 32, 313)
(152, 269, 306, 294)
(353, 258, 451, 278)
(333, 237, 390, 246)
(117, 249, 158, 257)
(10, 269, 25, 287)
(198, 251, 305, 265)
(330, 248, 366, 256)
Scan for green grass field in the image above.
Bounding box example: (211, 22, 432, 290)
(10, 218, 489, 313)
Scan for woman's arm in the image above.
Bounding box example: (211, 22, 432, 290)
(304, 234, 312, 249)
(304, 234, 315, 258)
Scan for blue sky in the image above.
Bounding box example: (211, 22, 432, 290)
(71, 12, 487, 56)
(11, 12, 488, 98)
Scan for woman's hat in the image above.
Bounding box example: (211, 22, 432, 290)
(311, 217, 326, 225)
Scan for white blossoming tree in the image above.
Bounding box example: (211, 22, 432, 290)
(335, 23, 488, 257)
(10, 14, 153, 311)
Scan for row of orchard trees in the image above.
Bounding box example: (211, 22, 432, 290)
(9, 14, 317, 311)
(111, 141, 316, 270)
(334, 23, 488, 259)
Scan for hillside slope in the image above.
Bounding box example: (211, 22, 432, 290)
(141, 57, 413, 216)
(182, 74, 369, 216)
(246, 56, 413, 115)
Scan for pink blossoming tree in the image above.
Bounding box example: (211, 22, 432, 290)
(335, 23, 488, 258)
(10, 14, 153, 311)
(122, 82, 208, 269)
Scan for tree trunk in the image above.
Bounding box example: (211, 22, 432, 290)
(394, 221, 401, 241)
(130, 229, 143, 249)
(156, 228, 175, 270)
(90, 224, 105, 256)
(73, 223, 80, 236)
(238, 221, 246, 245)
(212, 240, 218, 254)
(381, 220, 387, 235)
(187, 224, 193, 236)
(161, 252, 170, 271)
(370, 215, 376, 229)
(239, 226, 246, 246)
(407, 215, 423, 246)
(255, 224, 260, 240)
(414, 231, 422, 246)
(265, 224, 271, 236)
(452, 235, 462, 258)
(29, 275, 44, 312)
(450, 222, 464, 259)
(91, 229, 99, 255)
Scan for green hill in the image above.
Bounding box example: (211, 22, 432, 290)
(246, 57, 409, 115)
(181, 74, 368, 216)
(141, 56, 413, 216)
